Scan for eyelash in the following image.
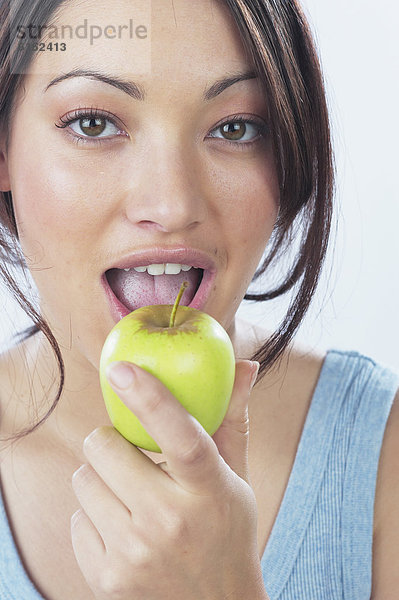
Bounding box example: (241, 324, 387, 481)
(54, 107, 268, 149)
(55, 107, 125, 147)
(209, 114, 268, 150)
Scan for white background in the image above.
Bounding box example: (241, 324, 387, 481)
(1, 0, 398, 370)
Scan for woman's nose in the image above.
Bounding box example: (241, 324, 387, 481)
(123, 142, 208, 234)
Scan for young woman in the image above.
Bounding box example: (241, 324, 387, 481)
(0, 0, 398, 598)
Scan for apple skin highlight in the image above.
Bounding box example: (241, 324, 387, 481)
(99, 303, 236, 452)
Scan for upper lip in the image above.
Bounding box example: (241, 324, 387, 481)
(105, 246, 217, 273)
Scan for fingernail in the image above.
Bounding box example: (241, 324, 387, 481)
(250, 361, 260, 390)
(106, 362, 136, 389)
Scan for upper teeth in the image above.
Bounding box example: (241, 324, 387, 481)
(123, 263, 196, 275)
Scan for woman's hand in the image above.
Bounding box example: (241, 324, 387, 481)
(71, 359, 269, 600)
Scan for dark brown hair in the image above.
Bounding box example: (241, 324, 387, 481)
(0, 0, 334, 442)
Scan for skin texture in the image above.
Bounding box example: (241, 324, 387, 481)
(0, 0, 279, 597)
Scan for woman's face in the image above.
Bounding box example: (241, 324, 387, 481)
(2, 0, 279, 369)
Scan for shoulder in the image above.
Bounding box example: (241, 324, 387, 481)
(246, 318, 328, 395)
(238, 317, 327, 461)
(233, 317, 327, 408)
(371, 385, 399, 598)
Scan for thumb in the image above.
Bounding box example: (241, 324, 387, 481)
(212, 359, 260, 484)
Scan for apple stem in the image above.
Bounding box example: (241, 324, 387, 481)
(169, 281, 189, 328)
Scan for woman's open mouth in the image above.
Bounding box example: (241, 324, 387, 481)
(102, 265, 215, 322)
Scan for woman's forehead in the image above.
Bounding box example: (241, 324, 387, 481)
(21, 0, 252, 82)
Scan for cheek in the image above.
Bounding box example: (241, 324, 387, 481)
(10, 148, 110, 261)
(8, 147, 114, 336)
(209, 151, 280, 241)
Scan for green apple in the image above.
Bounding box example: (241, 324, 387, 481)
(99, 282, 236, 452)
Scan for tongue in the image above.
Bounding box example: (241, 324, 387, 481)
(106, 267, 202, 312)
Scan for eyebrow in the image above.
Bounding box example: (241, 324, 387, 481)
(43, 68, 258, 101)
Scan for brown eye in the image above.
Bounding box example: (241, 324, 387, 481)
(209, 119, 264, 144)
(220, 121, 247, 141)
(79, 117, 107, 137)
(67, 115, 121, 138)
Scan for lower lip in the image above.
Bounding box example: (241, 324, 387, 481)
(101, 269, 216, 323)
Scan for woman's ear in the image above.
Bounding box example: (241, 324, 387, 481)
(0, 135, 11, 192)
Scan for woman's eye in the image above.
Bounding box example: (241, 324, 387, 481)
(55, 110, 127, 144)
(69, 116, 120, 138)
(208, 119, 265, 144)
